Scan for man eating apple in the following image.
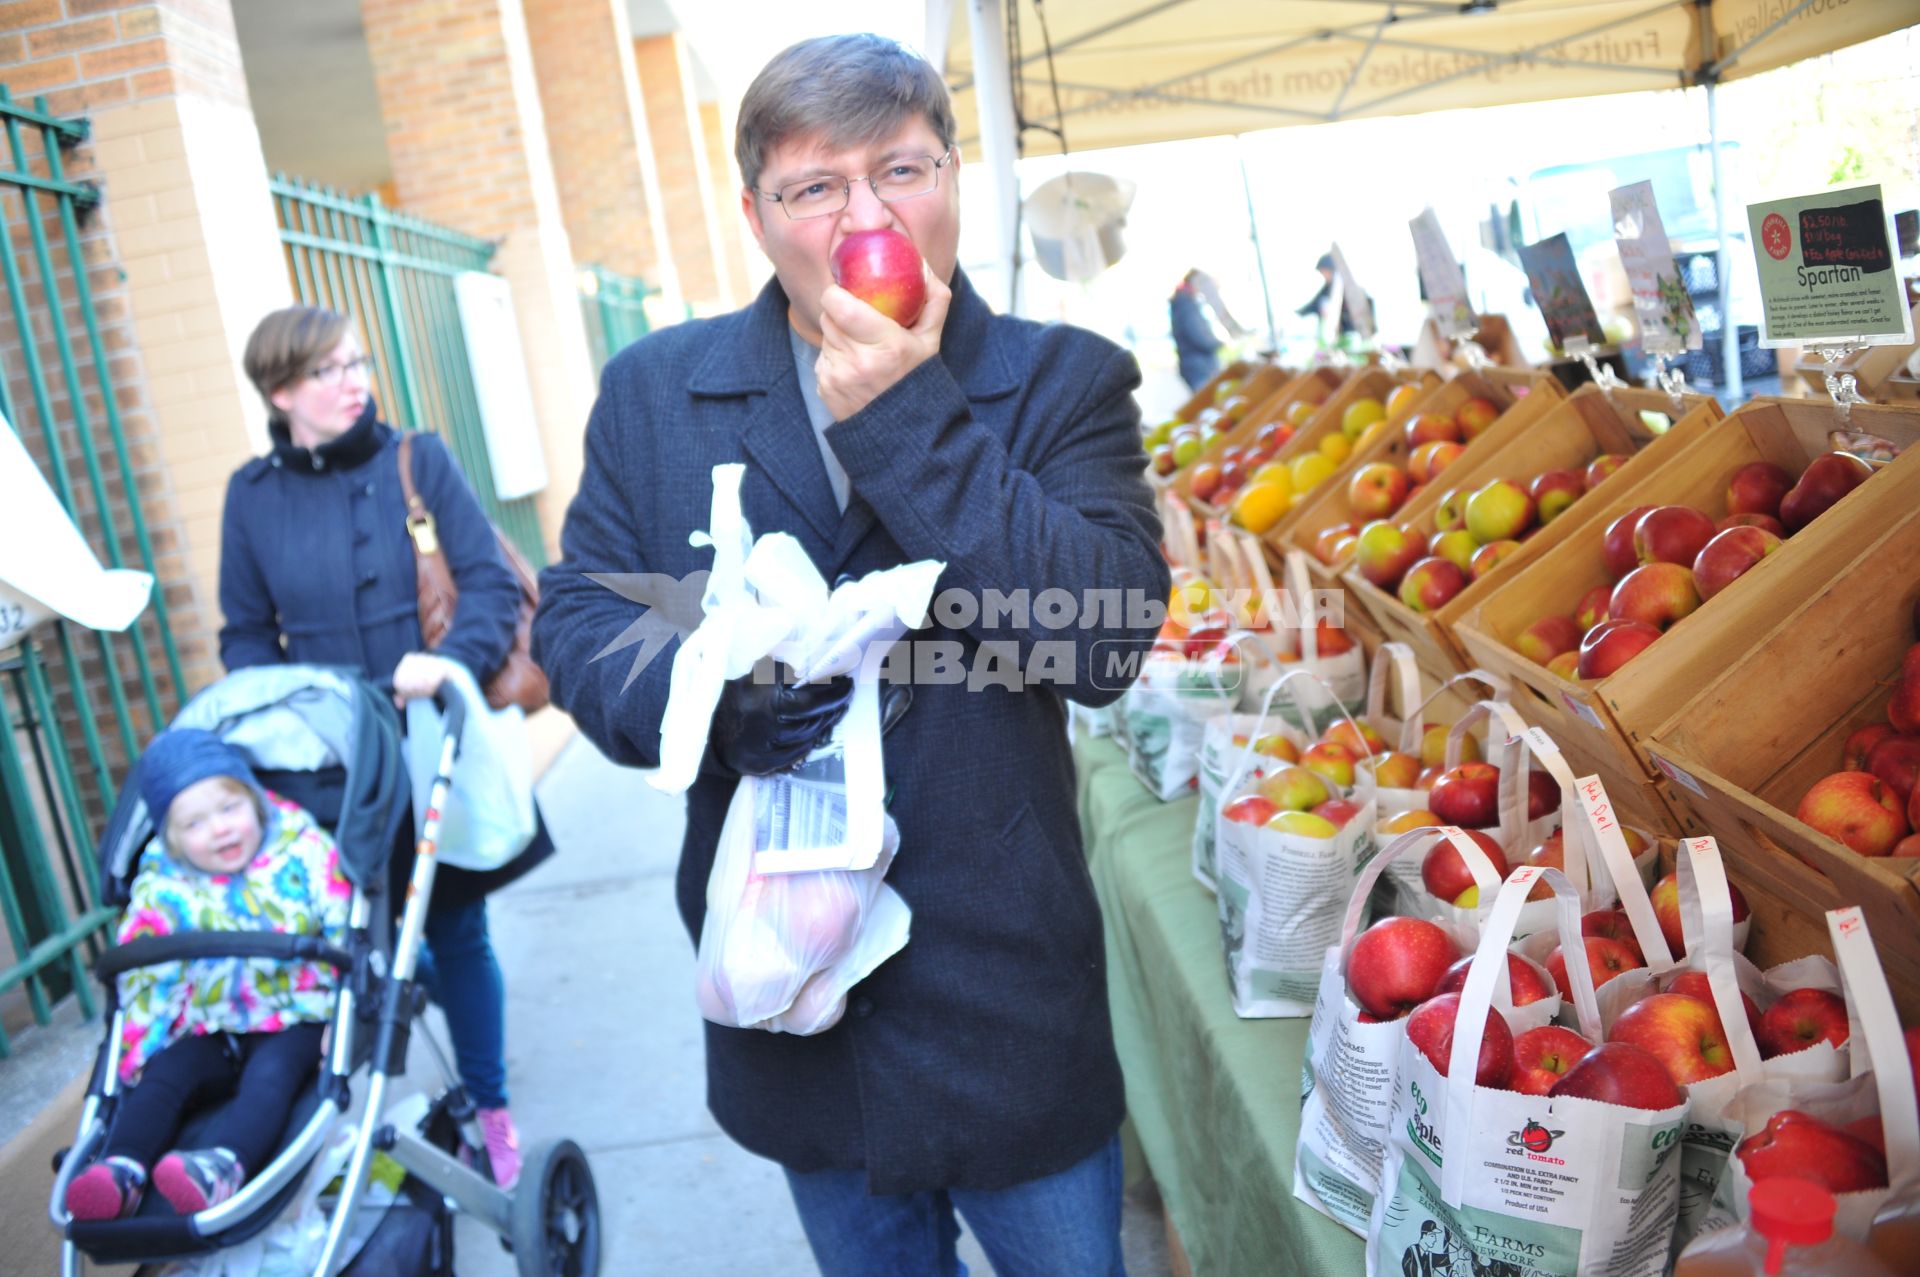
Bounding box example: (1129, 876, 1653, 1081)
(530, 33, 1169, 1276)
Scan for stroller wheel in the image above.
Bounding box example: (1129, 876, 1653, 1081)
(510, 1138, 600, 1277)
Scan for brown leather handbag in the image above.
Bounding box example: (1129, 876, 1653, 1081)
(398, 432, 549, 713)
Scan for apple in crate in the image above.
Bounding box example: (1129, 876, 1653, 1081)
(1399, 556, 1468, 613)
(1545, 651, 1581, 681)
(1843, 722, 1896, 772)
(1456, 397, 1501, 439)
(1577, 618, 1661, 679)
(1867, 736, 1920, 803)
(1602, 505, 1659, 580)
(1436, 952, 1553, 1007)
(1347, 917, 1459, 1017)
(1434, 486, 1469, 533)
(1780, 451, 1872, 532)
(1511, 1025, 1594, 1095)
(1726, 460, 1794, 518)
(1347, 463, 1410, 520)
(1312, 523, 1359, 566)
(1528, 470, 1586, 525)
(1515, 615, 1582, 665)
(1573, 584, 1611, 632)
(1666, 970, 1763, 1039)
(1648, 870, 1749, 958)
(1737, 1110, 1888, 1194)
(1430, 529, 1479, 572)
(1429, 762, 1500, 828)
(1584, 453, 1629, 493)
(1221, 795, 1278, 825)
(1634, 505, 1717, 568)
(1188, 462, 1223, 502)
(1692, 525, 1782, 601)
(1354, 520, 1424, 590)
(1608, 992, 1735, 1084)
(1421, 827, 1508, 903)
(1550, 1042, 1684, 1109)
(1404, 412, 1461, 447)
(1407, 993, 1514, 1087)
(831, 228, 926, 324)
(1718, 512, 1785, 537)
(1465, 479, 1535, 543)
(1757, 987, 1849, 1058)
(1341, 397, 1387, 442)
(1469, 541, 1520, 581)
(1409, 440, 1466, 485)
(1610, 563, 1701, 630)
(1324, 720, 1388, 757)
(1546, 936, 1643, 997)
(1796, 771, 1909, 855)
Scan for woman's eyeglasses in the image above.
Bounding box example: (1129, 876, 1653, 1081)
(307, 355, 374, 385)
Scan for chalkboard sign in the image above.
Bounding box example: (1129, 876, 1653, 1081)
(1798, 198, 1894, 274)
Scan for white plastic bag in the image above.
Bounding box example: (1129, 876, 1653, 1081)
(405, 660, 534, 871)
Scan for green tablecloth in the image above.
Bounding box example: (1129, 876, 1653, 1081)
(1076, 735, 1365, 1276)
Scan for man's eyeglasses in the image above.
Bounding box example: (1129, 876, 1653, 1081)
(307, 355, 374, 385)
(758, 149, 954, 221)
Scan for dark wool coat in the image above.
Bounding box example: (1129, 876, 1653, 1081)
(531, 268, 1169, 1194)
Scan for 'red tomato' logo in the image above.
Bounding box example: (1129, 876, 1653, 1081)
(1507, 1119, 1564, 1154)
(1762, 212, 1792, 261)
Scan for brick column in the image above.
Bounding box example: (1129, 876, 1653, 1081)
(632, 32, 731, 313)
(523, 0, 679, 304)
(0, 0, 297, 695)
(700, 98, 763, 305)
(361, 0, 594, 556)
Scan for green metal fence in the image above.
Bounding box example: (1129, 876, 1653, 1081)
(0, 87, 187, 1052)
(578, 263, 656, 377)
(268, 176, 545, 565)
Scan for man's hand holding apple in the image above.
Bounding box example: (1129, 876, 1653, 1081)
(815, 266, 951, 421)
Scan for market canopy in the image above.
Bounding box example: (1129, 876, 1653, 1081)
(940, 0, 1916, 155)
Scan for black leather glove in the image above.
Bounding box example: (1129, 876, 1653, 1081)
(710, 662, 854, 776)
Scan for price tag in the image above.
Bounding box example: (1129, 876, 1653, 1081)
(1611, 180, 1702, 355)
(1518, 232, 1606, 352)
(1409, 209, 1476, 337)
(1651, 752, 1708, 798)
(1558, 690, 1606, 731)
(1520, 724, 1562, 758)
(1746, 183, 1914, 347)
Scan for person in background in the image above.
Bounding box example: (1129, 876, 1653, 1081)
(1298, 251, 1373, 341)
(1170, 268, 1227, 391)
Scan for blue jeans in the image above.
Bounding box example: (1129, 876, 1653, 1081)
(783, 1134, 1127, 1277)
(414, 893, 509, 1108)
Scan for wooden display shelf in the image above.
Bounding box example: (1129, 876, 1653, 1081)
(1790, 302, 1920, 402)
(1164, 366, 1340, 509)
(1452, 399, 1920, 782)
(1337, 384, 1725, 676)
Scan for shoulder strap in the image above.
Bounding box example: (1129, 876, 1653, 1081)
(397, 432, 440, 554)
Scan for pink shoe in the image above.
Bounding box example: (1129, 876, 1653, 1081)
(476, 1106, 521, 1190)
(153, 1147, 245, 1214)
(65, 1156, 146, 1221)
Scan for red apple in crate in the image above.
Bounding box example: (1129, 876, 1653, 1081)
(1252, 420, 1288, 458)
(1430, 529, 1480, 572)
(1434, 486, 1469, 533)
(1465, 479, 1535, 543)
(1150, 444, 1176, 476)
(1511, 1025, 1595, 1095)
(831, 228, 927, 325)
(1515, 615, 1582, 666)
(1301, 741, 1358, 789)
(1347, 916, 1460, 1017)
(1188, 462, 1223, 502)
(1324, 719, 1388, 758)
(1780, 451, 1873, 532)
(1666, 970, 1763, 1040)
(1894, 833, 1920, 856)
(1610, 562, 1701, 631)
(1717, 512, 1786, 536)
(1841, 722, 1895, 771)
(1406, 992, 1514, 1087)
(1546, 651, 1581, 681)
(1217, 457, 1247, 493)
(1796, 772, 1909, 856)
(1399, 557, 1469, 614)
(1221, 795, 1278, 825)
(1311, 798, 1364, 830)
(1312, 523, 1360, 566)
(1429, 762, 1501, 828)
(1574, 584, 1612, 632)
(1369, 751, 1423, 789)
(1867, 736, 1920, 803)
(1418, 724, 1479, 769)
(1409, 440, 1465, 486)
(1456, 397, 1500, 439)
(1757, 987, 1849, 1058)
(1911, 781, 1920, 844)
(1602, 505, 1659, 580)
(1725, 460, 1795, 518)
(1469, 540, 1520, 581)
(1421, 828, 1508, 902)
(1404, 412, 1462, 448)
(1381, 808, 1442, 834)
(1354, 520, 1425, 590)
(1549, 1041, 1685, 1110)
(1578, 618, 1661, 679)
(1891, 669, 1920, 736)
(1584, 453, 1629, 493)
(1437, 951, 1553, 1007)
(1608, 991, 1736, 1084)
(1737, 1110, 1888, 1193)
(1528, 470, 1586, 525)
(1648, 870, 1750, 959)
(1348, 463, 1411, 520)
(1634, 505, 1717, 568)
(1546, 935, 1644, 998)
(1692, 525, 1783, 601)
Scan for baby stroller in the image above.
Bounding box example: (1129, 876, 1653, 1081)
(47, 664, 601, 1276)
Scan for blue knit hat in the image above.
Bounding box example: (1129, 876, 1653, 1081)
(140, 728, 266, 835)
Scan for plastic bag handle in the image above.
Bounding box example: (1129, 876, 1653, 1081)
(1675, 837, 1766, 1075)
(1569, 773, 1671, 966)
(1826, 907, 1920, 1194)
(1442, 864, 1601, 1206)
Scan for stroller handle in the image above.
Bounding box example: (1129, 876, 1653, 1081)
(96, 931, 354, 983)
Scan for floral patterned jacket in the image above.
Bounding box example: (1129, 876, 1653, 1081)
(115, 792, 350, 1082)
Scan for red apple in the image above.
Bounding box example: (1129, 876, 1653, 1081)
(1725, 461, 1795, 518)
(1528, 469, 1586, 525)
(1584, 454, 1629, 493)
(1602, 505, 1659, 581)
(1421, 828, 1508, 902)
(1634, 505, 1717, 568)
(1511, 1025, 1595, 1095)
(1581, 910, 1647, 963)
(1301, 741, 1359, 789)
(1324, 720, 1388, 758)
(1574, 584, 1612, 632)
(1797, 771, 1909, 856)
(1525, 770, 1558, 822)
(1737, 1109, 1888, 1193)
(1456, 397, 1500, 439)
(1692, 525, 1783, 601)
(1429, 762, 1501, 828)
(1406, 992, 1514, 1088)
(1665, 970, 1764, 1041)
(1312, 798, 1364, 830)
(1409, 440, 1466, 486)
(1313, 522, 1360, 566)
(1404, 412, 1462, 448)
(1221, 795, 1278, 825)
(1648, 870, 1750, 959)
(1150, 444, 1176, 476)
(1188, 462, 1223, 502)
(1577, 618, 1661, 679)
(831, 228, 926, 325)
(1893, 833, 1920, 856)
(1757, 987, 1850, 1058)
(1465, 479, 1535, 543)
(1436, 951, 1554, 1007)
(1893, 672, 1920, 737)
(1399, 556, 1469, 614)
(1347, 916, 1460, 1018)
(1252, 420, 1289, 458)
(1609, 991, 1736, 1084)
(1546, 651, 1581, 681)
(1515, 615, 1583, 666)
(1868, 736, 1920, 803)
(1549, 1041, 1685, 1109)
(1354, 520, 1425, 591)
(1610, 562, 1701, 631)
(1546, 935, 1644, 998)
(1468, 540, 1520, 581)
(1842, 722, 1896, 771)
(1716, 512, 1787, 537)
(1348, 463, 1411, 520)
(1779, 452, 1873, 532)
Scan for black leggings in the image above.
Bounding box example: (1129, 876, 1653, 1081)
(104, 1022, 325, 1173)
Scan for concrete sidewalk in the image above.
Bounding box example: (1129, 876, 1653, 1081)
(455, 735, 1176, 1276)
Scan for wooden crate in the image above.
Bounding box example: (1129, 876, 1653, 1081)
(1338, 384, 1725, 675)
(1277, 371, 1565, 613)
(1166, 366, 1342, 511)
(1453, 400, 1920, 781)
(1791, 302, 1920, 401)
(1169, 359, 1253, 423)
(1148, 363, 1297, 495)
(1642, 497, 1920, 1020)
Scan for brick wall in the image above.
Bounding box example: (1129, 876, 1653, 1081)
(700, 98, 763, 306)
(633, 32, 729, 312)
(3, 0, 248, 117)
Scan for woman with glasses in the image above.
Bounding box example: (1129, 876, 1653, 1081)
(215, 305, 533, 1188)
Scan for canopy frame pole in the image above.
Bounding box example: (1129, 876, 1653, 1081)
(968, 0, 1023, 314)
(1236, 136, 1279, 357)
(1706, 75, 1743, 400)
